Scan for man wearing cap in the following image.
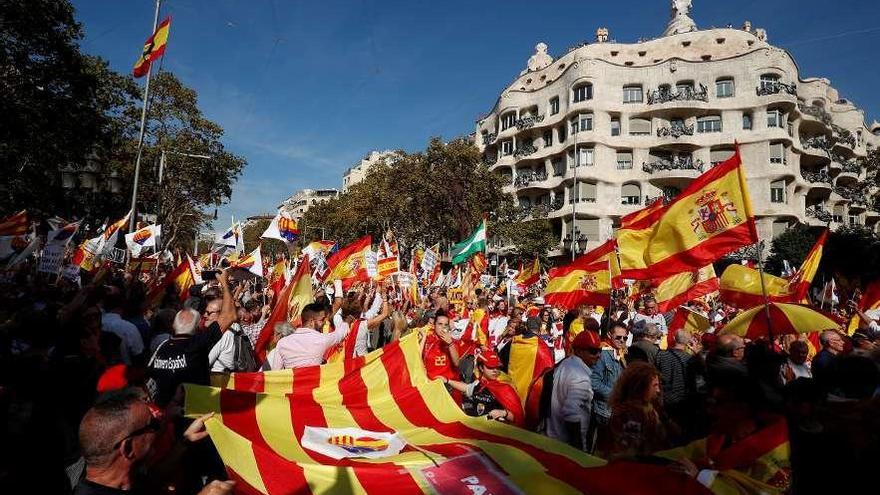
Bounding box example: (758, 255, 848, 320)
(547, 330, 602, 450)
(444, 349, 524, 426)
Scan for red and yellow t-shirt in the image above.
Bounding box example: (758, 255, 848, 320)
(422, 332, 458, 380)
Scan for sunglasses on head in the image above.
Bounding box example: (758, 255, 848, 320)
(113, 415, 161, 449)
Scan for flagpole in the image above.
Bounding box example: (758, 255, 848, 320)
(755, 240, 774, 341)
(128, 0, 162, 233)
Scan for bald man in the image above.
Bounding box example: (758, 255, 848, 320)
(706, 334, 747, 386)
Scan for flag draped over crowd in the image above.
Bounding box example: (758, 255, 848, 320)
(185, 333, 709, 495)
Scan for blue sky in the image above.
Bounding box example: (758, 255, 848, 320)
(73, 0, 880, 228)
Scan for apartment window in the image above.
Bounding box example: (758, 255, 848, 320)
(787, 121, 794, 137)
(501, 140, 513, 156)
(580, 182, 598, 202)
(743, 112, 753, 130)
(552, 158, 564, 176)
(623, 85, 643, 103)
(697, 115, 722, 133)
(629, 117, 651, 135)
(621, 183, 641, 205)
(662, 186, 681, 201)
(833, 205, 844, 223)
(501, 112, 517, 131)
(770, 180, 786, 203)
(576, 146, 594, 167)
(570, 118, 579, 135)
(617, 151, 633, 169)
(671, 118, 685, 129)
(543, 130, 553, 147)
(716, 78, 734, 98)
(580, 113, 593, 131)
(769, 142, 786, 164)
(549, 96, 560, 115)
(710, 149, 735, 167)
(760, 73, 780, 90)
(767, 109, 783, 128)
(610, 117, 621, 136)
(573, 83, 593, 103)
(558, 125, 567, 143)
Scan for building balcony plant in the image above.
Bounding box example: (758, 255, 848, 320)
(800, 135, 832, 154)
(513, 170, 548, 187)
(801, 170, 832, 184)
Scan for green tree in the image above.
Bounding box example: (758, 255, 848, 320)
(825, 224, 880, 285)
(300, 137, 559, 260)
(765, 224, 820, 275)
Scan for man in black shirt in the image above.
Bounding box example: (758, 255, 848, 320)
(146, 269, 236, 407)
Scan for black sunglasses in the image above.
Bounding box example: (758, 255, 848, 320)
(113, 416, 161, 449)
(586, 348, 601, 355)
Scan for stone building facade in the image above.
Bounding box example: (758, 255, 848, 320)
(278, 188, 339, 222)
(475, 1, 880, 257)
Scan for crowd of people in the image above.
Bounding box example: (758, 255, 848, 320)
(1, 258, 879, 494)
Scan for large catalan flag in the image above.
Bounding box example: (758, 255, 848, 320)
(185, 333, 710, 495)
(323, 236, 371, 289)
(545, 240, 616, 309)
(642, 150, 758, 279)
(133, 16, 171, 78)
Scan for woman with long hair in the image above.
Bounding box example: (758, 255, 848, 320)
(606, 361, 677, 458)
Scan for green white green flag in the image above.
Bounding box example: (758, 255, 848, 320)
(451, 217, 487, 265)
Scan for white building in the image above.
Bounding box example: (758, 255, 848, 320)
(475, 0, 879, 258)
(278, 188, 339, 222)
(342, 150, 402, 192)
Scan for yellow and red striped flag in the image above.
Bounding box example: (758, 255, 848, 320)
(0, 210, 29, 236)
(515, 258, 541, 290)
(666, 306, 711, 348)
(545, 240, 616, 309)
(788, 229, 828, 302)
(146, 259, 193, 309)
(641, 149, 758, 279)
(616, 203, 665, 280)
(507, 335, 554, 405)
(719, 264, 797, 309)
(133, 16, 171, 78)
(185, 333, 711, 495)
(323, 235, 371, 289)
(620, 196, 665, 229)
(232, 246, 264, 278)
(376, 239, 399, 280)
(847, 279, 880, 334)
(653, 265, 719, 313)
(254, 260, 313, 362)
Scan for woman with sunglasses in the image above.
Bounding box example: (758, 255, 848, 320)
(443, 349, 524, 427)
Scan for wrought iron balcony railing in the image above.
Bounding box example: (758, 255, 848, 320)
(515, 114, 545, 131)
(805, 206, 833, 223)
(656, 124, 695, 138)
(647, 84, 708, 105)
(482, 132, 498, 145)
(551, 197, 565, 211)
(802, 170, 832, 184)
(800, 135, 832, 154)
(513, 143, 538, 158)
(833, 185, 862, 201)
(642, 155, 705, 174)
(756, 81, 797, 97)
(513, 170, 548, 187)
(797, 103, 832, 125)
(832, 125, 856, 148)
(840, 160, 862, 175)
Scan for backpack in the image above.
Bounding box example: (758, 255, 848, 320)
(231, 329, 259, 372)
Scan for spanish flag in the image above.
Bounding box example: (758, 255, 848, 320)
(545, 240, 616, 309)
(323, 235, 371, 289)
(847, 279, 880, 334)
(146, 259, 193, 309)
(232, 246, 264, 278)
(515, 258, 541, 290)
(719, 264, 796, 309)
(666, 306, 711, 349)
(253, 260, 313, 362)
(133, 16, 171, 78)
(616, 203, 666, 280)
(185, 333, 711, 495)
(787, 229, 828, 302)
(620, 197, 665, 229)
(642, 149, 758, 279)
(376, 239, 399, 280)
(507, 335, 554, 405)
(653, 265, 719, 313)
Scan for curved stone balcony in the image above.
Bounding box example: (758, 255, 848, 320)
(647, 85, 709, 106)
(656, 124, 695, 139)
(797, 103, 832, 126)
(515, 114, 545, 131)
(801, 170, 833, 193)
(513, 169, 548, 188)
(799, 135, 832, 158)
(756, 81, 797, 98)
(804, 205, 833, 225)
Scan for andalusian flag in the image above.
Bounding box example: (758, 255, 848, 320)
(788, 229, 828, 302)
(185, 333, 710, 495)
(719, 264, 797, 309)
(642, 150, 758, 279)
(323, 236, 371, 289)
(507, 335, 554, 405)
(515, 258, 541, 290)
(451, 217, 487, 265)
(545, 240, 616, 309)
(133, 16, 171, 78)
(254, 260, 313, 362)
(653, 265, 719, 313)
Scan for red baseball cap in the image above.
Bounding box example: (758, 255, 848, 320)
(571, 330, 602, 351)
(477, 348, 502, 368)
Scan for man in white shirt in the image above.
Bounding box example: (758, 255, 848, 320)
(632, 297, 668, 336)
(547, 330, 602, 451)
(271, 303, 349, 369)
(101, 292, 144, 365)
